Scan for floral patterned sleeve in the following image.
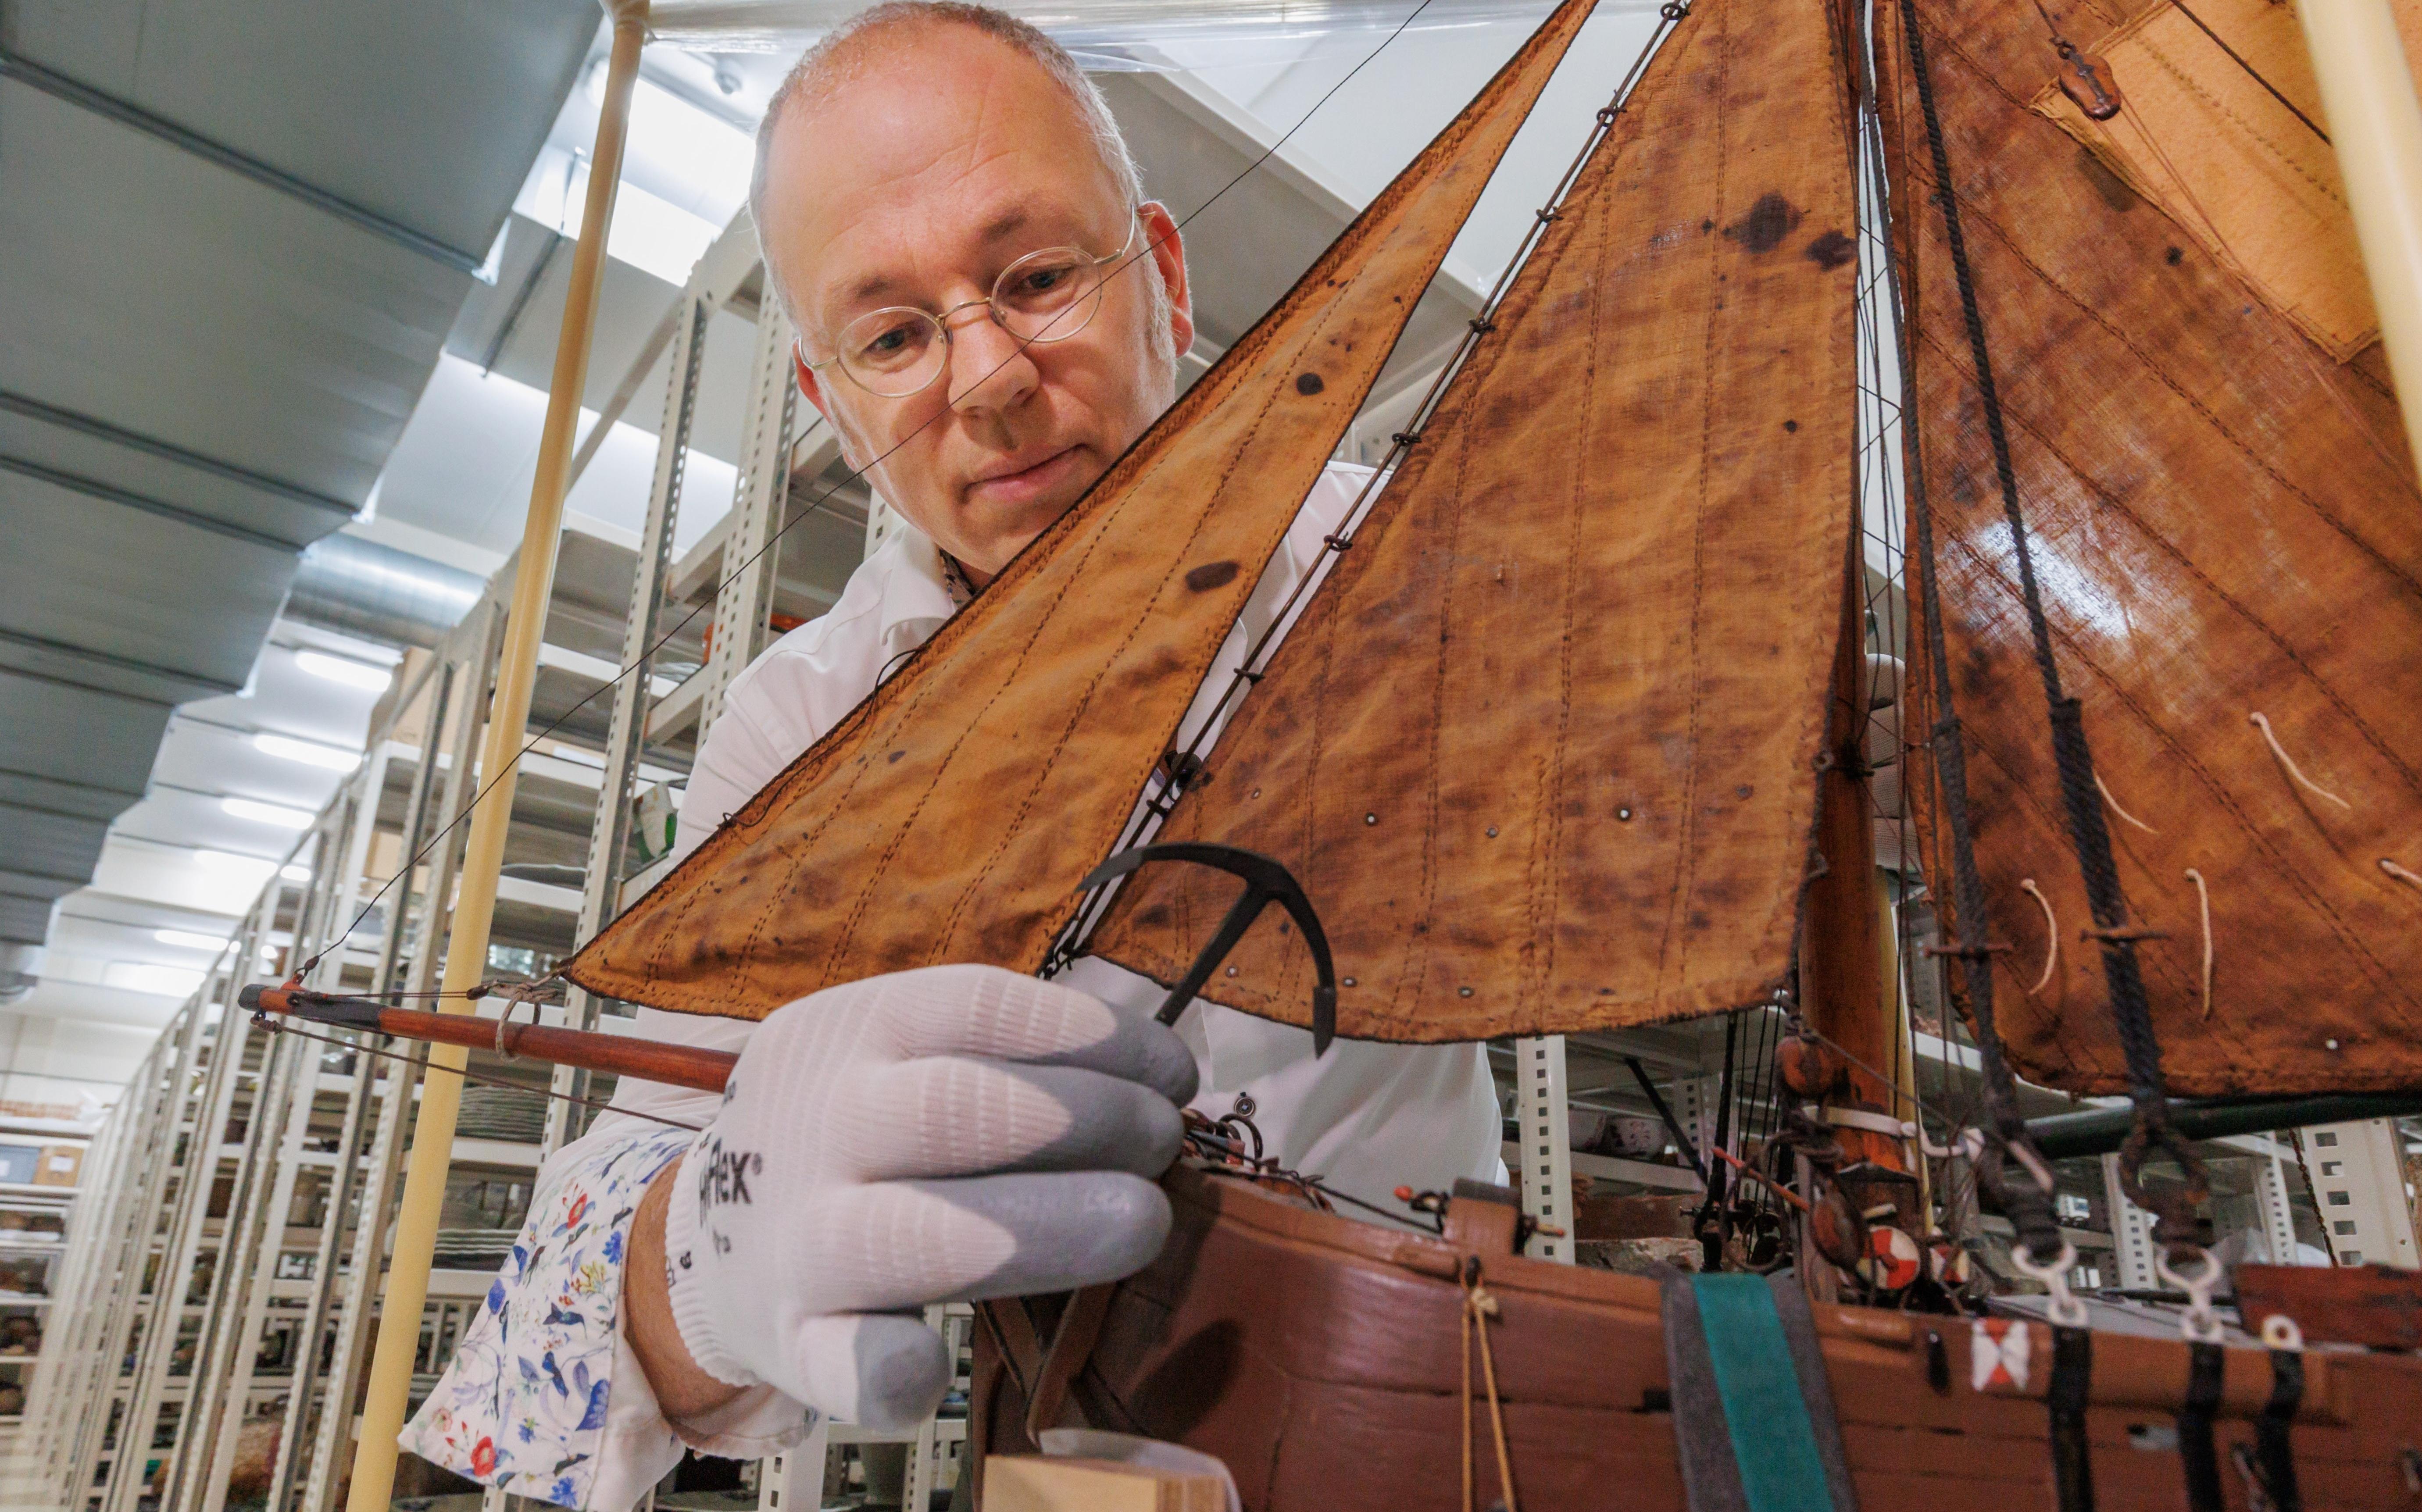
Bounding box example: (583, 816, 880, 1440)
(402, 1121, 739, 1508)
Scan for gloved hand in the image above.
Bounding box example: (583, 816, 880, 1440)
(661, 963, 1196, 1429)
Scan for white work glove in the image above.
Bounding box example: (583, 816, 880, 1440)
(662, 964, 1196, 1429)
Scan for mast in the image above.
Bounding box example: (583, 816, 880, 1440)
(1798, 561, 1901, 1173)
(342, 6, 650, 1508)
(2296, 0, 2422, 467)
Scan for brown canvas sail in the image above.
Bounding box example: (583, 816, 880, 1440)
(561, 0, 1601, 1019)
(1876, 0, 2422, 1094)
(1088, 0, 1864, 1042)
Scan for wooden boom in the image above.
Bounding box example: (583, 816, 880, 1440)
(239, 983, 736, 1094)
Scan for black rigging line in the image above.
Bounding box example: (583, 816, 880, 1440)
(309, 0, 1460, 970)
(2167, 0, 2329, 145)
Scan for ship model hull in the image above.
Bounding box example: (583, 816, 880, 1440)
(975, 1166, 2422, 1508)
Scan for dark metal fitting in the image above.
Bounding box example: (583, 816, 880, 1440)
(1920, 939, 2014, 959)
(1467, 317, 1497, 334)
(1322, 533, 1352, 552)
(1391, 431, 1423, 448)
(2081, 924, 2167, 944)
(1597, 106, 1621, 125)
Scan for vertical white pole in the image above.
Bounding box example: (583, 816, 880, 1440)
(2296, 0, 2422, 465)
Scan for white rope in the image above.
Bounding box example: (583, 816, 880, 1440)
(2184, 869, 2213, 1019)
(2020, 878, 2058, 995)
(2249, 711, 2352, 811)
(2096, 773, 2158, 834)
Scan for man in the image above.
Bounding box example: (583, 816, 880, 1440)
(404, 7, 1500, 1505)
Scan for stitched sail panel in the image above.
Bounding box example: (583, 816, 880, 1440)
(560, 0, 1601, 1020)
(1088, 0, 1862, 1042)
(1878, 0, 2422, 1094)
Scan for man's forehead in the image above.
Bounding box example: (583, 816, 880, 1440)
(763, 30, 1121, 314)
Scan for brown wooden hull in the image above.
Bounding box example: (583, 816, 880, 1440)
(977, 1167, 2422, 1508)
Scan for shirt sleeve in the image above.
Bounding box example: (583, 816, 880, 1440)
(398, 1116, 815, 1509)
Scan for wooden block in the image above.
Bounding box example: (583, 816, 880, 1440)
(2233, 1262, 2422, 1349)
(982, 1455, 1226, 1512)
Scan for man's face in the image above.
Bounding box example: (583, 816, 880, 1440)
(760, 25, 1194, 580)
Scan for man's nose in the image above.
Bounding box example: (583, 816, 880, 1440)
(942, 303, 1039, 416)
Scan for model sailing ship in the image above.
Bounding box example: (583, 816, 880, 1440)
(267, 0, 2422, 1501)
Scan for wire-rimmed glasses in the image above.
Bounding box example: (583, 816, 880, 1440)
(801, 209, 1146, 399)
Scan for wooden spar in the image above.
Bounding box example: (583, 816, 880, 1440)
(1799, 553, 1906, 1173)
(2295, 0, 2422, 467)
(341, 7, 650, 1508)
(243, 984, 737, 1093)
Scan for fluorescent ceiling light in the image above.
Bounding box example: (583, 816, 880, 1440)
(525, 156, 722, 285)
(294, 651, 394, 692)
(101, 963, 206, 998)
(222, 797, 316, 829)
(253, 732, 361, 771)
(279, 863, 313, 882)
(154, 928, 231, 952)
(194, 849, 277, 873)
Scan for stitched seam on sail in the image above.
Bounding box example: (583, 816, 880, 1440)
(1908, 24, 2422, 598)
(1526, 137, 1618, 1016)
(1661, 0, 1731, 995)
(2126, 34, 2342, 204)
(1908, 317, 2422, 802)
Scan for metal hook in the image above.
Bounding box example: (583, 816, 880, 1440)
(1079, 842, 1339, 1054)
(2011, 1238, 2090, 1328)
(2157, 1246, 2226, 1344)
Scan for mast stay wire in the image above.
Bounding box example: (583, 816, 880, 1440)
(306, 0, 1474, 979)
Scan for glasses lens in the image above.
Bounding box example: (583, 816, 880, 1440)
(838, 308, 946, 396)
(993, 247, 1105, 343)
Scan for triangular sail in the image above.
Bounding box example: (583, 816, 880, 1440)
(1878, 0, 2422, 1094)
(1089, 0, 1864, 1042)
(561, 0, 1602, 1018)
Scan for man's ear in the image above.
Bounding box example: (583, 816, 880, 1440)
(1139, 201, 1194, 358)
(795, 342, 832, 422)
(794, 345, 868, 472)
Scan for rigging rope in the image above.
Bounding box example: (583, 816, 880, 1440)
(1893, 0, 2207, 1249)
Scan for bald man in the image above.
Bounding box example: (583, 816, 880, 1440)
(404, 9, 1500, 1505)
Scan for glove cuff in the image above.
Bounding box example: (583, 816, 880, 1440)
(661, 1142, 763, 1391)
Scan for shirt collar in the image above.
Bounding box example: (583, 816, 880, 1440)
(872, 514, 964, 676)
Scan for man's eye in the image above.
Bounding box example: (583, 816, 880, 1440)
(858, 323, 921, 362)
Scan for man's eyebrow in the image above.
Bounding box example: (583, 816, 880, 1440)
(975, 207, 1030, 243)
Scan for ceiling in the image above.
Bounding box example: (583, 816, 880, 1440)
(0, 0, 599, 971)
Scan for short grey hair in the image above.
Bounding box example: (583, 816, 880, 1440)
(748, 2, 1146, 338)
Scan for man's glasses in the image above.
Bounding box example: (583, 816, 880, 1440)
(801, 209, 1146, 399)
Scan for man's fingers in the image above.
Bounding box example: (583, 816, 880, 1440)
(842, 1059, 1183, 1182)
(793, 1314, 950, 1430)
(809, 1172, 1171, 1309)
(858, 965, 1199, 1103)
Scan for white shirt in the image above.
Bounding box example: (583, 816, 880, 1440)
(407, 463, 1501, 1508)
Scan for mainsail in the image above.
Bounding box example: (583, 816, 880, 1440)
(1090, 0, 1864, 1041)
(562, 0, 1601, 1018)
(1878, 0, 2422, 1095)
